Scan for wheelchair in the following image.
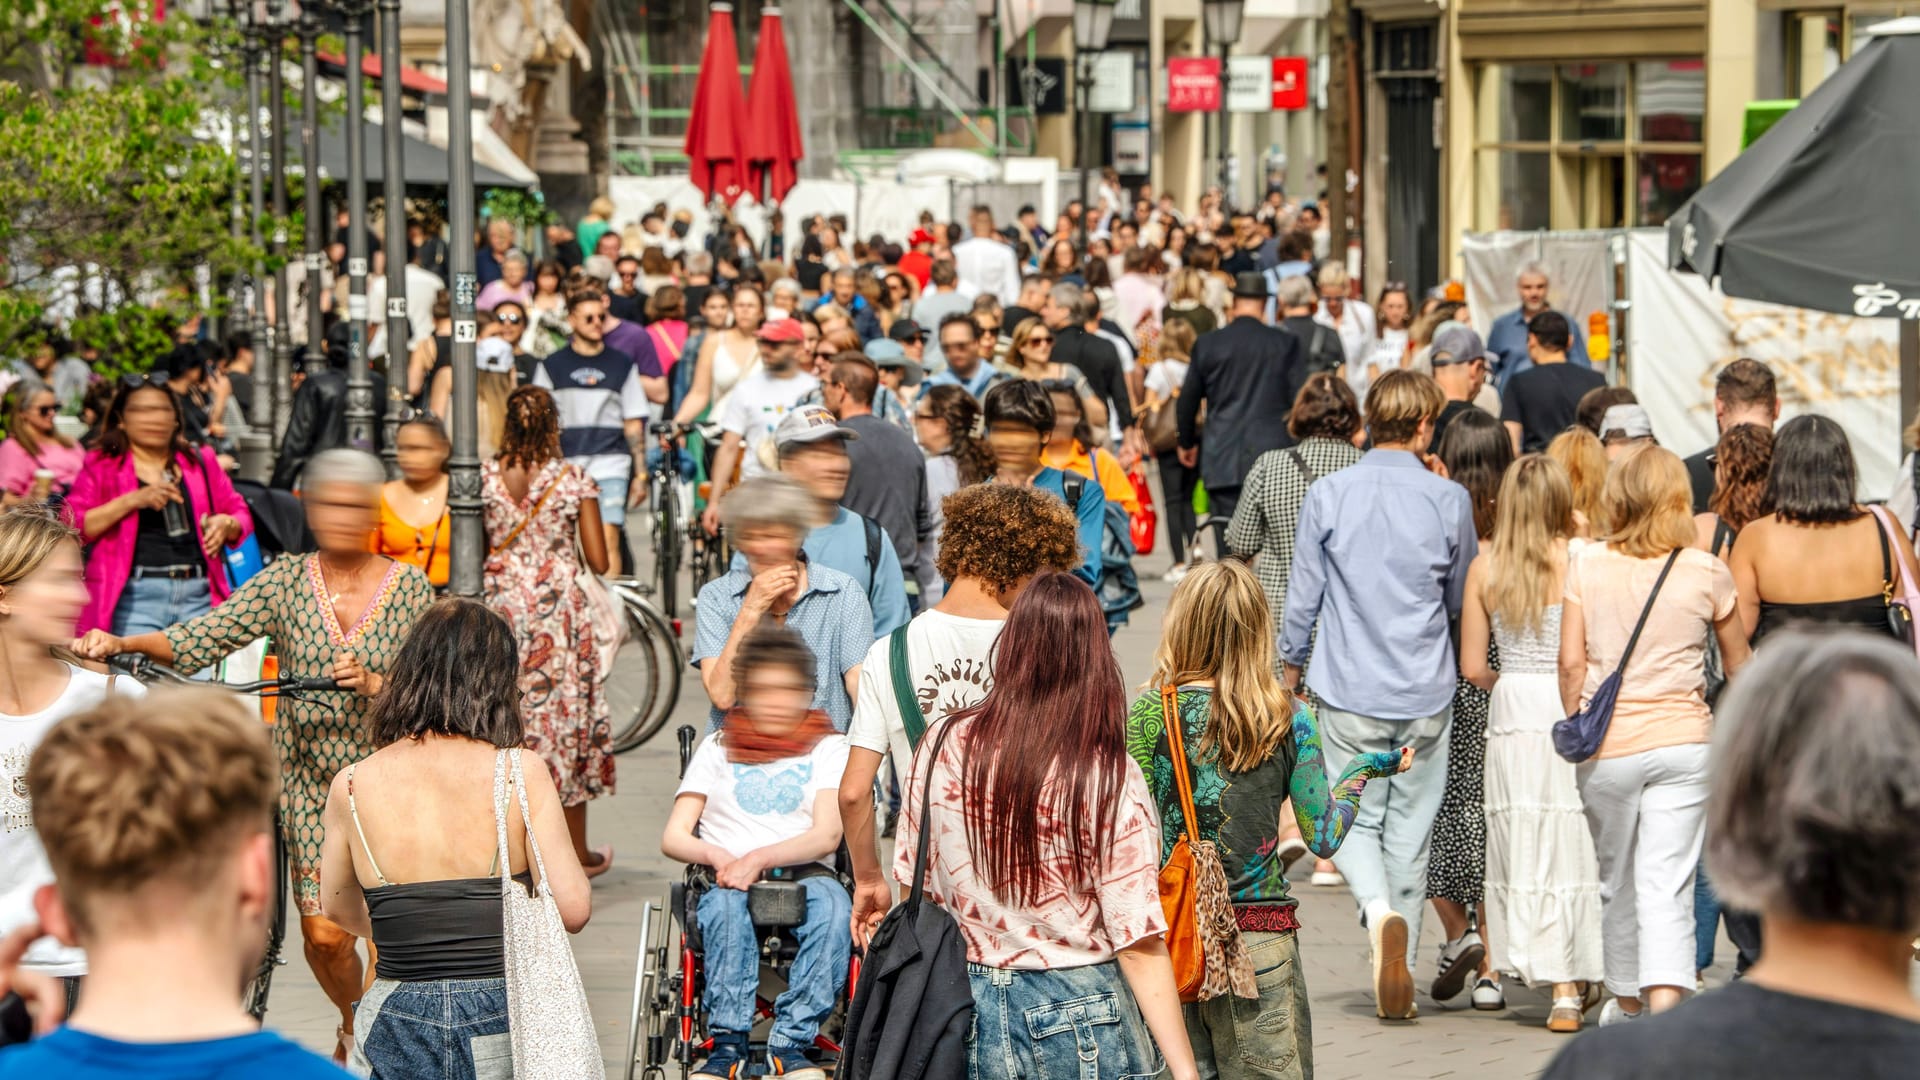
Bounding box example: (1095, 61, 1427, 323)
(626, 725, 861, 1080)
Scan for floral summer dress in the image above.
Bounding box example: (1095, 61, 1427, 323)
(481, 457, 614, 806)
(165, 553, 433, 915)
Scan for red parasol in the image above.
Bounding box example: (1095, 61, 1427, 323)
(743, 5, 804, 206)
(683, 2, 748, 206)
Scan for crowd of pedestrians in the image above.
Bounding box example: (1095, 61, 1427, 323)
(0, 182, 1918, 1080)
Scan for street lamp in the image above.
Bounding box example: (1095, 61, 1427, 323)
(1072, 0, 1116, 238)
(296, 8, 325, 378)
(1202, 0, 1244, 206)
(267, 0, 294, 443)
(377, 0, 408, 476)
(443, 0, 484, 596)
(339, 0, 377, 454)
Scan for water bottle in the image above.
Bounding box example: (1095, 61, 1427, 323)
(161, 462, 193, 540)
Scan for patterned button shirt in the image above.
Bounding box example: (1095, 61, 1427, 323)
(1225, 436, 1365, 628)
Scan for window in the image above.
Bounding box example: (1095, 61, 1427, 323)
(1472, 60, 1704, 230)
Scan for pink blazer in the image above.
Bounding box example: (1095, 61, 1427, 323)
(67, 445, 255, 633)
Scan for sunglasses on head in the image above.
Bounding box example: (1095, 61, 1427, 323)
(120, 372, 172, 389)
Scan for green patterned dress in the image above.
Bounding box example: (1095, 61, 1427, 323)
(165, 553, 434, 914)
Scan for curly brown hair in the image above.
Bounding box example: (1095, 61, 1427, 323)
(1709, 422, 1775, 532)
(935, 483, 1082, 593)
(497, 385, 562, 470)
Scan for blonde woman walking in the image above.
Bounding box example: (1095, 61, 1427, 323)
(1461, 455, 1604, 1032)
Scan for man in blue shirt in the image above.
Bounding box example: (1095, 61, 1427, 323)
(727, 405, 912, 640)
(533, 292, 648, 574)
(0, 693, 350, 1080)
(922, 314, 1008, 402)
(1278, 369, 1478, 1022)
(1485, 261, 1588, 391)
(981, 381, 1103, 585)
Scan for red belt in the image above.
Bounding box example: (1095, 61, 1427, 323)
(1234, 904, 1301, 934)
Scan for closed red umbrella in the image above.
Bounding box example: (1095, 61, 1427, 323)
(744, 5, 804, 205)
(683, 1, 747, 205)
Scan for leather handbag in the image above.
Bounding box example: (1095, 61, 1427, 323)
(1155, 687, 1256, 1003)
(495, 750, 605, 1078)
(1552, 549, 1681, 763)
(1868, 505, 1920, 659)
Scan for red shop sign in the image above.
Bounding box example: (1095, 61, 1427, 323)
(1272, 56, 1309, 110)
(1167, 57, 1222, 113)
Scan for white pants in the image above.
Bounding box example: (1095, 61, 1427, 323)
(1576, 743, 1709, 999)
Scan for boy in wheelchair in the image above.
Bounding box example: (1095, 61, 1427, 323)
(661, 625, 853, 1079)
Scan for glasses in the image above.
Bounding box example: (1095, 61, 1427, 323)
(120, 372, 171, 389)
(496, 313, 525, 325)
(31, 405, 56, 417)
(814, 348, 839, 360)
(1024, 335, 1053, 346)
(577, 314, 606, 324)
(619, 270, 639, 278)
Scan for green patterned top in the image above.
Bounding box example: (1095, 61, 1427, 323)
(165, 553, 434, 914)
(1125, 685, 1400, 907)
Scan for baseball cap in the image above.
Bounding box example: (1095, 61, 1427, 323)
(773, 404, 861, 451)
(1231, 271, 1269, 300)
(908, 228, 935, 247)
(1429, 324, 1495, 368)
(1600, 404, 1655, 442)
(475, 338, 515, 373)
(756, 318, 806, 344)
(888, 318, 926, 343)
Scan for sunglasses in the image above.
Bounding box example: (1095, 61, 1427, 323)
(1025, 335, 1053, 346)
(31, 405, 56, 416)
(497, 313, 526, 325)
(120, 373, 172, 389)
(577, 314, 606, 324)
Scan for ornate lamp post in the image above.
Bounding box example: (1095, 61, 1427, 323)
(1072, 0, 1116, 238)
(444, 0, 483, 596)
(377, 0, 409, 475)
(1202, 0, 1245, 205)
(267, 0, 294, 443)
(339, 0, 376, 452)
(297, 7, 325, 375)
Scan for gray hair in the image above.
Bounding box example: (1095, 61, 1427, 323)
(501, 248, 529, 270)
(720, 475, 816, 536)
(1276, 275, 1317, 310)
(683, 251, 713, 275)
(1706, 630, 1920, 933)
(303, 448, 386, 493)
(582, 255, 615, 283)
(1515, 259, 1551, 284)
(1048, 281, 1084, 312)
(770, 277, 801, 300)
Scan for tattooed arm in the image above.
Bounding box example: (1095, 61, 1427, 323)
(1287, 699, 1410, 858)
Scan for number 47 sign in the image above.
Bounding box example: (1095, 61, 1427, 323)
(1227, 56, 1310, 112)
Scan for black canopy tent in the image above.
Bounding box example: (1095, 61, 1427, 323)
(238, 114, 529, 190)
(1667, 17, 1920, 417)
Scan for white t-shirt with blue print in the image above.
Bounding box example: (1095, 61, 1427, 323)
(676, 732, 850, 870)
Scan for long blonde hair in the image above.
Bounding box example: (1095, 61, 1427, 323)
(1546, 427, 1608, 535)
(1604, 444, 1697, 558)
(1486, 455, 1575, 633)
(1147, 561, 1294, 773)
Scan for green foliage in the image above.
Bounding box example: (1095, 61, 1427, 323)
(484, 189, 557, 233)
(0, 0, 270, 371)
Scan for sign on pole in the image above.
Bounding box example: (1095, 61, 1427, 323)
(1167, 57, 1221, 112)
(1273, 56, 1309, 110)
(1087, 51, 1136, 113)
(1227, 56, 1312, 112)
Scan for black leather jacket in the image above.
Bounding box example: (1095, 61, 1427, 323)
(270, 368, 387, 489)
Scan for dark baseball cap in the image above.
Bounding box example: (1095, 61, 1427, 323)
(888, 318, 926, 343)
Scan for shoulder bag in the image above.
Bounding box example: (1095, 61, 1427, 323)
(1867, 505, 1920, 658)
(888, 623, 928, 751)
(1156, 687, 1256, 1002)
(494, 750, 605, 1078)
(1552, 549, 1682, 763)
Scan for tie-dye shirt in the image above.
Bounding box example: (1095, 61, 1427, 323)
(1125, 686, 1401, 908)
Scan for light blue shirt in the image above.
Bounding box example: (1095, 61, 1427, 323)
(691, 560, 874, 731)
(1486, 307, 1589, 391)
(1278, 449, 1478, 720)
(922, 364, 1008, 401)
(728, 506, 911, 639)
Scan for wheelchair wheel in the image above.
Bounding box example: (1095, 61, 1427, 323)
(628, 895, 688, 1080)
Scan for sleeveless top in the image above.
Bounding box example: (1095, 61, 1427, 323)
(1491, 604, 1563, 675)
(1753, 515, 1899, 646)
(345, 763, 530, 982)
(709, 332, 757, 414)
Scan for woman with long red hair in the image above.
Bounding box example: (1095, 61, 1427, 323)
(893, 571, 1200, 1080)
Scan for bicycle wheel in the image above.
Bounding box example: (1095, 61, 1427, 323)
(608, 594, 685, 753)
(652, 468, 680, 619)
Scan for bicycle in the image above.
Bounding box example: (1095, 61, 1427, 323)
(106, 653, 346, 1024)
(605, 577, 685, 754)
(646, 421, 726, 619)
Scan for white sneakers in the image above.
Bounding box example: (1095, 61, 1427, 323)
(1369, 910, 1416, 1019)
(1598, 998, 1644, 1027)
(1470, 976, 1506, 1011)
(1430, 931, 1487, 1002)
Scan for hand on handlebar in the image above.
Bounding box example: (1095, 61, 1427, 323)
(71, 629, 126, 661)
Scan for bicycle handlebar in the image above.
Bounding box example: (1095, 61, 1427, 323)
(107, 654, 343, 695)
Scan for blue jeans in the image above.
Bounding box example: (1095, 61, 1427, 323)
(350, 977, 513, 1079)
(966, 960, 1163, 1080)
(111, 572, 212, 636)
(1693, 858, 1722, 973)
(696, 876, 851, 1052)
(1317, 703, 1454, 969)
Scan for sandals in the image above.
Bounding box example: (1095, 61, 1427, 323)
(1547, 995, 1584, 1033)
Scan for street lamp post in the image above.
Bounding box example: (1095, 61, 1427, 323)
(1072, 0, 1116, 239)
(267, 1, 294, 444)
(340, 0, 376, 453)
(444, 0, 483, 597)
(237, 1, 274, 481)
(1202, 0, 1245, 207)
(377, 0, 408, 476)
(297, 10, 325, 376)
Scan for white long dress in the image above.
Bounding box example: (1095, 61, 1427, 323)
(1483, 602, 1606, 985)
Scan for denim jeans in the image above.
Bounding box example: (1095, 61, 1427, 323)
(696, 876, 851, 1053)
(966, 960, 1164, 1080)
(111, 571, 212, 637)
(1184, 930, 1311, 1080)
(1693, 858, 1722, 973)
(1317, 703, 1453, 968)
(349, 977, 513, 1080)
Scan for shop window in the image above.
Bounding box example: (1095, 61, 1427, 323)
(1473, 59, 1703, 231)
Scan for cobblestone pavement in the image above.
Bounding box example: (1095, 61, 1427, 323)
(266, 564, 1741, 1078)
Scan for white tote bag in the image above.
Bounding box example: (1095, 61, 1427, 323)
(494, 750, 605, 1078)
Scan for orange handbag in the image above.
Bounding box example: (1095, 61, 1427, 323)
(1156, 685, 1208, 1000)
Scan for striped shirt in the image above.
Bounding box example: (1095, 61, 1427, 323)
(533, 345, 649, 459)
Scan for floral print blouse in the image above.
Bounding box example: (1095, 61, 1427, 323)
(1126, 685, 1401, 908)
